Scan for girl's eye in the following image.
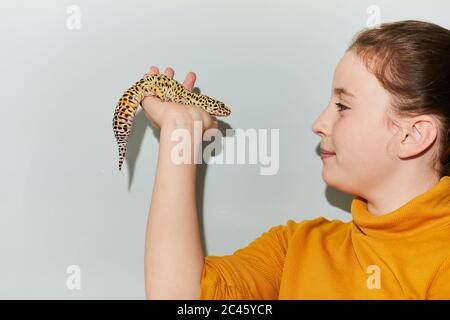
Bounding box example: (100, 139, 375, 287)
(335, 102, 349, 112)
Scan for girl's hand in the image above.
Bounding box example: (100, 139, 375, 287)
(141, 66, 219, 133)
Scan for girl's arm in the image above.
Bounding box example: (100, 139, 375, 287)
(144, 121, 203, 299)
(142, 67, 218, 299)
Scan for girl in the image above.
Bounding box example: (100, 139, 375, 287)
(143, 20, 450, 299)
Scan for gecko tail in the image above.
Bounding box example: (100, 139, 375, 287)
(118, 142, 127, 171)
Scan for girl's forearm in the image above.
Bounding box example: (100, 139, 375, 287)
(144, 123, 204, 299)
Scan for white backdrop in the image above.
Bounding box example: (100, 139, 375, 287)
(1, 0, 449, 299)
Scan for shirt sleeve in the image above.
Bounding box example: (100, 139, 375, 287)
(199, 219, 300, 300)
(427, 256, 450, 300)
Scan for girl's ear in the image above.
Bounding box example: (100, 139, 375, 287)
(399, 117, 438, 158)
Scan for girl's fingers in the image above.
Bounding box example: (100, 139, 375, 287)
(144, 66, 175, 79)
(183, 72, 196, 91)
(143, 66, 159, 78)
(150, 66, 159, 74)
(144, 66, 196, 91)
(164, 67, 174, 78)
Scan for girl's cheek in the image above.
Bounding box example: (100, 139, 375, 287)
(334, 118, 358, 153)
(333, 118, 347, 141)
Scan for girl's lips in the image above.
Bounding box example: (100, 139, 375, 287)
(321, 153, 335, 160)
(320, 148, 335, 155)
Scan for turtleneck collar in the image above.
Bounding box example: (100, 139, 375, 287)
(351, 175, 450, 239)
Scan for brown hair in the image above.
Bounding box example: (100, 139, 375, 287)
(346, 20, 450, 177)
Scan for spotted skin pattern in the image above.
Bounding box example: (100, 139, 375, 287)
(113, 73, 231, 170)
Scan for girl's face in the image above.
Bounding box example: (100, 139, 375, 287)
(312, 50, 400, 195)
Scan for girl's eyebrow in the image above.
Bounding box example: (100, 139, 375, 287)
(333, 87, 356, 98)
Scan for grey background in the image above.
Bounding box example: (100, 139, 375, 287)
(1, 0, 449, 299)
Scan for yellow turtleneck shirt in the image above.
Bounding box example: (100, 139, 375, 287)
(199, 176, 450, 299)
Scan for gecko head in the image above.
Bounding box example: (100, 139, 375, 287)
(217, 102, 231, 116)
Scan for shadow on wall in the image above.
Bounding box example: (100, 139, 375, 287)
(120, 86, 234, 255)
(314, 145, 354, 215)
(326, 187, 353, 215)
